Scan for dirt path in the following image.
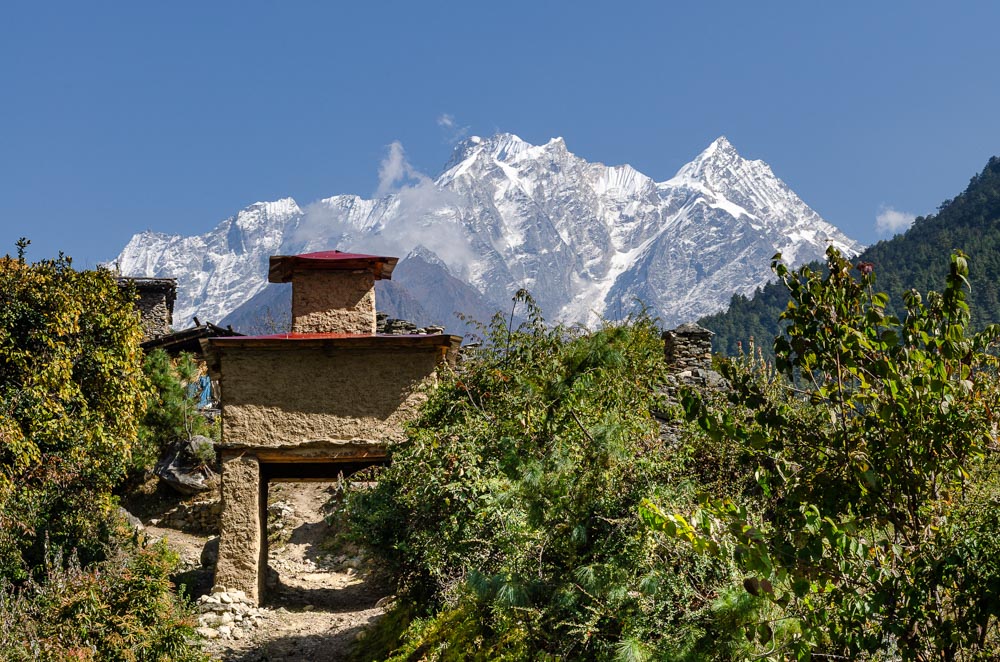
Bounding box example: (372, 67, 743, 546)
(218, 482, 390, 661)
(150, 481, 390, 661)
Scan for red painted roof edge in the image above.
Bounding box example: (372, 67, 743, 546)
(268, 251, 398, 283)
(207, 332, 461, 344)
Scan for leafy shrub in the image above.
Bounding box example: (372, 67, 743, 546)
(0, 243, 149, 581)
(0, 243, 207, 661)
(350, 293, 750, 660)
(645, 248, 1000, 659)
(0, 518, 207, 662)
(133, 349, 217, 478)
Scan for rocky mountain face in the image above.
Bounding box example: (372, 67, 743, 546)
(115, 134, 862, 333)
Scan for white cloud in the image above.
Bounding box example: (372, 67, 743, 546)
(293, 141, 476, 278)
(875, 205, 916, 236)
(376, 141, 428, 197)
(437, 112, 469, 144)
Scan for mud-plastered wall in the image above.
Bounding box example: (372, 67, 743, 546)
(219, 346, 440, 446)
(214, 454, 263, 601)
(291, 270, 376, 334)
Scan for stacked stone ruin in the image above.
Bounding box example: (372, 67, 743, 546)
(194, 585, 271, 642)
(656, 322, 726, 445)
(118, 277, 177, 341)
(376, 312, 445, 336)
(661, 322, 724, 396)
(151, 498, 222, 535)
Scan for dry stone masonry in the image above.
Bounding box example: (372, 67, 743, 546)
(376, 312, 445, 336)
(151, 498, 222, 535)
(118, 277, 177, 340)
(195, 584, 272, 642)
(662, 323, 725, 396)
(656, 322, 727, 445)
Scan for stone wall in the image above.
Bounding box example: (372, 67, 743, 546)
(657, 322, 726, 445)
(152, 498, 222, 534)
(291, 270, 376, 334)
(660, 323, 724, 398)
(119, 278, 176, 340)
(218, 346, 441, 447)
(376, 312, 444, 335)
(663, 322, 713, 372)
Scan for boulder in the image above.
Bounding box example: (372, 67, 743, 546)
(201, 536, 220, 569)
(155, 436, 215, 495)
(116, 506, 145, 532)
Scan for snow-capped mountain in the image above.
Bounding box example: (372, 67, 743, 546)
(115, 134, 863, 332)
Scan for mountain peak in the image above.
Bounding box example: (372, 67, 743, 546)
(244, 197, 302, 218)
(405, 244, 448, 268)
(709, 135, 735, 151)
(442, 132, 543, 178)
(668, 136, 754, 187)
(117, 133, 862, 332)
(692, 135, 740, 165)
(482, 133, 532, 162)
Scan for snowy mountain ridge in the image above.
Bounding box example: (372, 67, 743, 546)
(115, 134, 863, 331)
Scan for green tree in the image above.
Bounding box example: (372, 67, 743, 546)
(0, 244, 149, 581)
(1, 536, 207, 662)
(702, 156, 1000, 358)
(133, 349, 217, 477)
(644, 248, 1000, 659)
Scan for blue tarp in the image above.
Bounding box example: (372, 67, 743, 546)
(187, 376, 213, 409)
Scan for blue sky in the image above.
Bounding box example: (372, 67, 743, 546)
(2, 2, 998, 267)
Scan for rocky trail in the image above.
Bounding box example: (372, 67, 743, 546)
(139, 481, 390, 661)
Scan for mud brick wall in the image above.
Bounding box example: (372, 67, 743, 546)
(291, 270, 376, 334)
(215, 454, 266, 602)
(217, 346, 440, 446)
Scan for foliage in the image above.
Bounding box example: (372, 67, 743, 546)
(134, 349, 216, 477)
(0, 244, 149, 581)
(703, 156, 1000, 357)
(350, 293, 753, 660)
(0, 518, 208, 662)
(644, 247, 1000, 659)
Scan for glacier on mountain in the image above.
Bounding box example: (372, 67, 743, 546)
(115, 134, 863, 332)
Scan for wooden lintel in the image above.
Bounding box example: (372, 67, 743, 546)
(251, 449, 388, 463)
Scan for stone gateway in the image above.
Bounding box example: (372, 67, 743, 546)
(203, 250, 460, 603)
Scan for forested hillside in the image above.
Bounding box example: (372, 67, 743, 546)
(703, 156, 1000, 355)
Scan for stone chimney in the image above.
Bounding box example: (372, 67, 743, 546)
(268, 251, 397, 335)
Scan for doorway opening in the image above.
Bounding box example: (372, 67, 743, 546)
(259, 461, 387, 611)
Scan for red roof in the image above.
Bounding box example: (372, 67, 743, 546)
(293, 250, 389, 261)
(268, 250, 398, 283)
(206, 332, 461, 349)
(215, 332, 440, 341)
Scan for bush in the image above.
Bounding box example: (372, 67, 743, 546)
(0, 243, 208, 661)
(0, 243, 149, 581)
(0, 517, 207, 661)
(350, 293, 750, 660)
(644, 249, 1000, 659)
(133, 349, 217, 478)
